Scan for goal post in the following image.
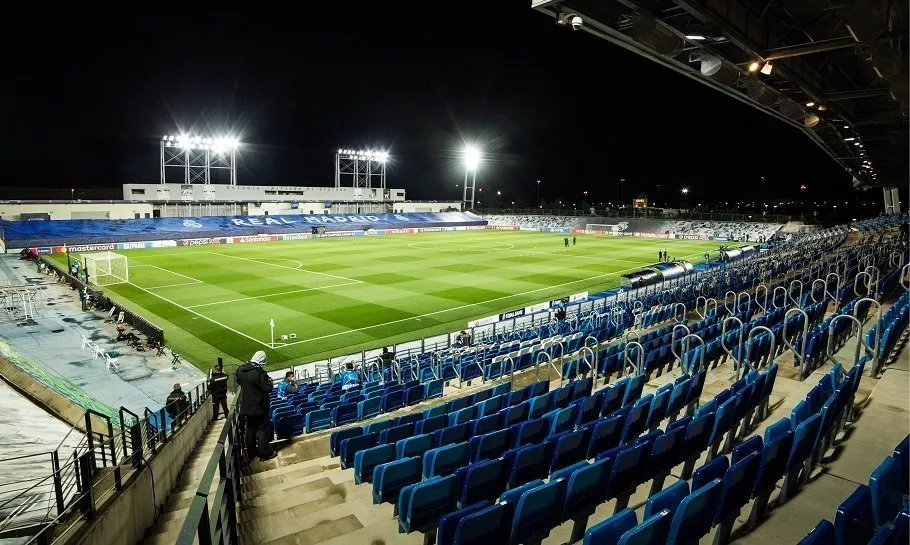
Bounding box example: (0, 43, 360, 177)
(81, 251, 129, 287)
(585, 223, 627, 234)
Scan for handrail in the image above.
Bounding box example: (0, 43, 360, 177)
(810, 278, 827, 304)
(889, 251, 905, 269)
(788, 279, 803, 308)
(723, 290, 736, 315)
(679, 333, 706, 374)
(695, 296, 707, 319)
(746, 325, 777, 372)
(825, 272, 841, 307)
(754, 285, 768, 313)
(826, 314, 863, 370)
(772, 285, 788, 309)
(672, 302, 686, 322)
(622, 341, 644, 378)
(534, 350, 553, 382)
(583, 335, 599, 376)
(864, 265, 880, 299)
(853, 271, 872, 298)
(498, 354, 516, 382)
(736, 291, 751, 314)
(902, 264, 910, 291)
(782, 308, 809, 381)
(854, 297, 882, 376)
(578, 346, 595, 377)
(721, 316, 744, 372)
(670, 324, 690, 366)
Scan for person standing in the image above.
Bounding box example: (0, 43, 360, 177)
(235, 350, 277, 462)
(209, 363, 229, 421)
(572, 236, 576, 246)
(165, 384, 189, 427)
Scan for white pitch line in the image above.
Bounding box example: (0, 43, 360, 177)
(124, 281, 272, 349)
(272, 249, 708, 348)
(185, 281, 361, 308)
(207, 252, 361, 283)
(145, 281, 204, 289)
(144, 263, 204, 283)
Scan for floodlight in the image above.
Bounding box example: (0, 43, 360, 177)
(748, 61, 760, 72)
(685, 35, 706, 40)
(681, 188, 689, 194)
(464, 146, 481, 171)
(760, 63, 773, 75)
(805, 101, 815, 107)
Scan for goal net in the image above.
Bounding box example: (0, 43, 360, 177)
(81, 252, 129, 287)
(585, 223, 626, 234)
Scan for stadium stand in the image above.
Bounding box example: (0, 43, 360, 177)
(140, 212, 908, 545)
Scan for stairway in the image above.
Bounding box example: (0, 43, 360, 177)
(141, 418, 227, 545)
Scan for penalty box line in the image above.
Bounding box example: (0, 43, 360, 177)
(206, 252, 362, 283)
(185, 281, 361, 308)
(272, 249, 709, 349)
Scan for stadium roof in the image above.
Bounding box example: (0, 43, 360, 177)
(532, 0, 908, 191)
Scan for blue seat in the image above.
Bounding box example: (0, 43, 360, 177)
(331, 403, 358, 427)
(732, 435, 763, 464)
(621, 395, 653, 443)
(666, 478, 722, 545)
(382, 390, 404, 412)
(398, 475, 458, 535)
(648, 427, 686, 491)
(714, 453, 761, 544)
(511, 418, 547, 448)
(415, 413, 447, 435)
(448, 396, 471, 413)
(437, 501, 490, 545)
(305, 408, 333, 433)
(424, 379, 445, 400)
(424, 442, 471, 478)
(330, 426, 363, 457)
(681, 412, 714, 478)
(276, 414, 304, 439)
(618, 510, 673, 545)
(354, 444, 396, 484)
(436, 423, 471, 446)
(574, 391, 605, 426)
(607, 441, 650, 506)
(692, 455, 729, 491)
(835, 485, 874, 545)
(553, 385, 574, 408)
(405, 385, 425, 406)
(646, 388, 671, 431)
(563, 457, 613, 543)
(645, 480, 689, 519)
(548, 405, 580, 436)
(366, 419, 395, 435)
(340, 432, 377, 469)
(527, 380, 549, 398)
(550, 428, 588, 473)
(896, 435, 909, 496)
(625, 375, 646, 405)
(424, 404, 447, 419)
(458, 457, 509, 506)
(782, 413, 823, 500)
(509, 478, 567, 545)
(380, 423, 414, 445)
(395, 413, 423, 427)
(479, 394, 505, 417)
(452, 501, 511, 545)
(372, 456, 421, 505)
(471, 413, 502, 437)
(471, 429, 509, 462)
(491, 382, 510, 398)
(397, 433, 435, 461)
(357, 397, 381, 420)
(603, 379, 628, 415)
(507, 388, 529, 407)
(573, 377, 594, 400)
(752, 419, 794, 520)
(529, 394, 553, 420)
(507, 443, 550, 488)
(587, 414, 624, 459)
(798, 520, 835, 545)
(450, 406, 478, 427)
(502, 401, 530, 427)
(583, 508, 638, 545)
(870, 456, 903, 528)
(666, 377, 691, 419)
(470, 388, 493, 405)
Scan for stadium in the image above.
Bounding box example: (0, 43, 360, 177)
(0, 3, 908, 545)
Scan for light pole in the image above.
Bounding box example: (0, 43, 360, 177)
(463, 146, 480, 210)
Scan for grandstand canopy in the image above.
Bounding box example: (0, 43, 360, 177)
(532, 0, 908, 191)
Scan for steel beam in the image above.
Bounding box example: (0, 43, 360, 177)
(764, 36, 856, 61)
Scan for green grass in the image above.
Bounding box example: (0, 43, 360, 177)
(52, 231, 719, 371)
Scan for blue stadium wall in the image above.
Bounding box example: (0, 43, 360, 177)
(0, 212, 486, 250)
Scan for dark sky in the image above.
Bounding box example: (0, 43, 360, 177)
(2, 2, 853, 207)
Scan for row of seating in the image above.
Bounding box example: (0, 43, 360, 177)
(799, 434, 909, 544)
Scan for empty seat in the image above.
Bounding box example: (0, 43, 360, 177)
(305, 408, 332, 433)
(587, 413, 624, 459)
(366, 419, 395, 435)
(645, 480, 689, 519)
(437, 501, 490, 545)
(666, 479, 722, 545)
(354, 444, 396, 484)
(511, 418, 548, 448)
(509, 478, 567, 545)
(357, 397, 382, 420)
(437, 423, 471, 446)
(502, 401, 530, 427)
(471, 413, 502, 437)
(692, 455, 729, 491)
(607, 441, 650, 511)
(397, 433, 435, 461)
(713, 453, 761, 545)
(551, 429, 588, 473)
(341, 432, 377, 469)
(563, 457, 613, 543)
(583, 508, 638, 545)
(276, 414, 304, 439)
(798, 520, 835, 545)
(450, 406, 478, 427)
(424, 379, 445, 400)
(507, 443, 550, 488)
(618, 510, 673, 545)
(332, 403, 358, 427)
(424, 442, 471, 479)
(382, 390, 404, 412)
(471, 429, 509, 462)
(372, 456, 421, 506)
(574, 391, 605, 426)
(870, 456, 903, 528)
(834, 485, 874, 545)
(479, 395, 505, 417)
(415, 414, 447, 435)
(380, 422, 414, 445)
(330, 426, 363, 457)
(405, 385, 425, 406)
(459, 457, 509, 507)
(452, 500, 511, 545)
(398, 475, 458, 535)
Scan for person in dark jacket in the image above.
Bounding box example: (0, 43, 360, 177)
(235, 350, 276, 462)
(209, 363, 229, 421)
(165, 384, 189, 426)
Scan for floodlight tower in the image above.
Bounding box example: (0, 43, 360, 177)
(160, 135, 239, 184)
(334, 149, 388, 189)
(463, 146, 480, 210)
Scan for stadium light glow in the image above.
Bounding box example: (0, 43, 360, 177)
(464, 146, 481, 171)
(681, 188, 689, 194)
(336, 148, 388, 163)
(748, 61, 760, 72)
(163, 134, 240, 153)
(685, 35, 706, 40)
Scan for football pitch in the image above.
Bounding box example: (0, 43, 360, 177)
(53, 231, 719, 370)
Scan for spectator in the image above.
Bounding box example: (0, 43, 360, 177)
(456, 330, 471, 346)
(379, 347, 394, 368)
(165, 383, 189, 427)
(235, 350, 276, 462)
(277, 371, 299, 399)
(209, 363, 229, 421)
(341, 362, 361, 391)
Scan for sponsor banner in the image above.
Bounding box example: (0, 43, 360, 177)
(631, 232, 669, 239)
(35, 247, 53, 254)
(524, 301, 551, 314)
(422, 227, 445, 233)
(233, 235, 279, 244)
(178, 237, 225, 247)
(568, 291, 588, 303)
(150, 240, 177, 248)
(468, 314, 500, 328)
(118, 241, 149, 250)
(464, 225, 486, 230)
(674, 233, 708, 240)
(364, 229, 385, 236)
(491, 225, 518, 230)
(500, 309, 525, 321)
(317, 231, 356, 238)
(714, 236, 730, 242)
(279, 233, 312, 241)
(61, 243, 118, 252)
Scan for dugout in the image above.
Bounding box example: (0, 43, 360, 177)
(719, 245, 757, 263)
(621, 260, 694, 289)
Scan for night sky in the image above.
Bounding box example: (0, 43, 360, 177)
(2, 2, 856, 208)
